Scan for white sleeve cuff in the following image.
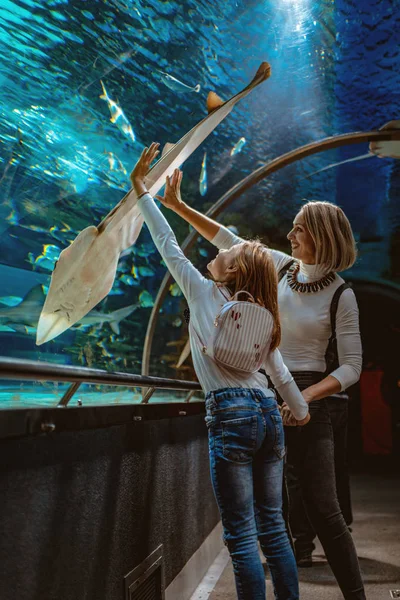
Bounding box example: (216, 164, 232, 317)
(275, 379, 309, 421)
(210, 226, 242, 250)
(329, 364, 361, 392)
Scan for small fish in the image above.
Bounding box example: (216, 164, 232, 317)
(119, 274, 137, 286)
(119, 247, 133, 259)
(28, 244, 60, 271)
(169, 283, 182, 297)
(158, 71, 200, 94)
(49, 224, 75, 244)
(138, 266, 155, 277)
(108, 287, 124, 296)
(97, 339, 113, 358)
(105, 151, 117, 171)
(0, 325, 17, 333)
(166, 339, 187, 347)
(172, 317, 182, 328)
(199, 248, 208, 257)
(0, 296, 22, 307)
(230, 137, 246, 156)
(104, 151, 127, 174)
(139, 290, 154, 308)
(199, 152, 207, 196)
(100, 80, 135, 143)
(161, 353, 181, 363)
(79, 49, 135, 93)
(301, 153, 373, 181)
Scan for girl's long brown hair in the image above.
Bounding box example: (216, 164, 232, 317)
(225, 241, 281, 351)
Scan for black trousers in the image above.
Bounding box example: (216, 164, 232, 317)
(283, 374, 365, 600)
(287, 396, 353, 555)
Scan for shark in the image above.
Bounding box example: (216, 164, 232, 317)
(36, 62, 271, 345)
(0, 285, 138, 336)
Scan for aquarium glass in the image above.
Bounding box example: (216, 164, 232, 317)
(0, 0, 399, 407)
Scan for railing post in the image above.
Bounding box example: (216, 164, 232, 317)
(58, 382, 81, 408)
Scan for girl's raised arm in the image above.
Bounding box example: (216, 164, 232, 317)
(131, 145, 212, 303)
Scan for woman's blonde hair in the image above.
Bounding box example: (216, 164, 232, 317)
(225, 241, 281, 351)
(300, 201, 357, 272)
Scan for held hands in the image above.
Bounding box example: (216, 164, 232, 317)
(130, 142, 160, 194)
(280, 403, 310, 427)
(155, 168, 185, 212)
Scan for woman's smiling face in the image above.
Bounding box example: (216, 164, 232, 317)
(287, 212, 316, 264)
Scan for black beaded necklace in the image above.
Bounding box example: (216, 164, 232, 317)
(286, 261, 335, 294)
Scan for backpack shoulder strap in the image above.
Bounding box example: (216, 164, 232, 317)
(216, 284, 231, 302)
(329, 282, 351, 339)
(278, 259, 295, 282)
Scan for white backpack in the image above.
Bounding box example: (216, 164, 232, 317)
(194, 290, 275, 374)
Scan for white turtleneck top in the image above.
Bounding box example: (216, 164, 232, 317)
(138, 193, 309, 420)
(212, 226, 362, 392)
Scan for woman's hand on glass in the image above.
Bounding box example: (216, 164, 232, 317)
(130, 142, 160, 192)
(156, 168, 185, 212)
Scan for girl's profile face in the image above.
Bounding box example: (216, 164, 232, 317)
(287, 212, 316, 264)
(207, 246, 239, 282)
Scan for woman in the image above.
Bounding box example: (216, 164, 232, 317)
(131, 144, 310, 600)
(156, 168, 365, 600)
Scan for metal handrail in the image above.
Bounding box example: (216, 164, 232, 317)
(0, 357, 201, 408)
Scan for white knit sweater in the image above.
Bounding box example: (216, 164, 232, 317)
(212, 226, 362, 391)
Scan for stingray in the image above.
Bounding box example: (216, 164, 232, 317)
(36, 62, 271, 345)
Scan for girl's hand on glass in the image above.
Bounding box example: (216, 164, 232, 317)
(130, 142, 160, 188)
(156, 168, 184, 212)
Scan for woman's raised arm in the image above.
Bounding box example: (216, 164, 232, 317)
(131, 145, 212, 303)
(156, 168, 243, 248)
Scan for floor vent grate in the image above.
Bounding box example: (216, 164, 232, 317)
(124, 545, 164, 600)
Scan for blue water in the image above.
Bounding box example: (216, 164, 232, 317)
(0, 0, 399, 407)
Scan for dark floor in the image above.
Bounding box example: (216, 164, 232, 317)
(209, 471, 400, 599)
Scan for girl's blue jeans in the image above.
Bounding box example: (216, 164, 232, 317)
(205, 387, 299, 600)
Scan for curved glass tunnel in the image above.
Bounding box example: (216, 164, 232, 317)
(0, 2, 399, 599)
(0, 0, 399, 404)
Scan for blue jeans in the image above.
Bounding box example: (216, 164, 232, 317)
(205, 387, 299, 600)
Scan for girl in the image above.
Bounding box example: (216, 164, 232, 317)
(131, 143, 310, 600)
(155, 165, 366, 600)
